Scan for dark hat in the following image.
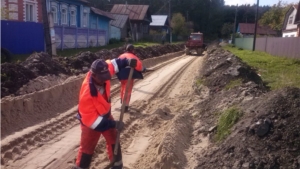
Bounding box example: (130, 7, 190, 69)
(90, 59, 111, 81)
(125, 44, 134, 52)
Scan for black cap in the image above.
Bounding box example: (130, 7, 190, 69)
(90, 59, 111, 81)
(125, 44, 134, 52)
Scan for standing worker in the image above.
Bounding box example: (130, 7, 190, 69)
(117, 44, 147, 112)
(73, 57, 137, 169)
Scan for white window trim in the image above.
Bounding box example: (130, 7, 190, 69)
(288, 15, 294, 25)
(50, 2, 58, 24)
(60, 3, 68, 25)
(81, 7, 90, 28)
(23, 0, 38, 22)
(70, 5, 77, 26)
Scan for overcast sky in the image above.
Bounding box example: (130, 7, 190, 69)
(224, 0, 299, 6)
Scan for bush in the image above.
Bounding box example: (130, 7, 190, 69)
(109, 38, 120, 44)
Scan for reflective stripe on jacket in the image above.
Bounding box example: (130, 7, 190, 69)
(78, 59, 119, 129)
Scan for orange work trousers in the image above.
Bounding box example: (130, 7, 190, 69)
(75, 116, 122, 169)
(120, 79, 134, 106)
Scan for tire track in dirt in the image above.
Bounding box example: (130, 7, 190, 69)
(2, 54, 194, 169)
(1, 55, 187, 169)
(88, 56, 199, 169)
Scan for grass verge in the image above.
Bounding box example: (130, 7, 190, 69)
(224, 45, 300, 90)
(215, 107, 242, 142)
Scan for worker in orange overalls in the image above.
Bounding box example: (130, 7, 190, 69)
(116, 44, 147, 112)
(73, 57, 137, 169)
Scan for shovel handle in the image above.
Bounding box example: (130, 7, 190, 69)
(104, 67, 134, 169)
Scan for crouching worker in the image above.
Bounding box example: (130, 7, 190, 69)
(73, 57, 137, 169)
(117, 44, 147, 112)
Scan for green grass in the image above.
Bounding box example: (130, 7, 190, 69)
(225, 78, 243, 90)
(215, 107, 242, 142)
(224, 46, 300, 90)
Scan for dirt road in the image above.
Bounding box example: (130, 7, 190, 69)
(2, 53, 205, 169)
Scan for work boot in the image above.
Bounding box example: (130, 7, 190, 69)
(125, 106, 129, 112)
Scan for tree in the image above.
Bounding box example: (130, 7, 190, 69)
(171, 13, 191, 37)
(1, 7, 10, 20)
(259, 1, 291, 33)
(221, 23, 233, 38)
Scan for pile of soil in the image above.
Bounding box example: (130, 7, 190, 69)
(1, 63, 36, 98)
(192, 45, 300, 168)
(197, 87, 300, 169)
(201, 45, 266, 92)
(21, 52, 69, 76)
(1, 44, 184, 98)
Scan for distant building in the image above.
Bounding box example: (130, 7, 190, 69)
(294, 3, 300, 37)
(282, 5, 299, 37)
(149, 15, 170, 33)
(237, 23, 277, 37)
(110, 14, 130, 40)
(46, 0, 114, 48)
(110, 4, 152, 41)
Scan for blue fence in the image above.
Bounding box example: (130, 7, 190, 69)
(1, 20, 45, 55)
(54, 26, 107, 49)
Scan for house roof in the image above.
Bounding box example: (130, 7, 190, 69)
(91, 7, 115, 20)
(282, 5, 298, 29)
(110, 4, 149, 21)
(295, 3, 300, 24)
(79, 0, 90, 4)
(238, 23, 277, 35)
(150, 15, 168, 26)
(110, 14, 129, 28)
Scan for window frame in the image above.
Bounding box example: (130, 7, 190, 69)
(288, 16, 294, 24)
(70, 5, 77, 26)
(60, 4, 68, 25)
(50, 4, 58, 24)
(25, 2, 36, 22)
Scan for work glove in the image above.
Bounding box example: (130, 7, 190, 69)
(115, 121, 125, 131)
(128, 58, 137, 68)
(142, 67, 147, 73)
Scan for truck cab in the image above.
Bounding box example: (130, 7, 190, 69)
(185, 32, 205, 55)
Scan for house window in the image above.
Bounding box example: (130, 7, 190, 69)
(83, 12, 88, 27)
(51, 6, 58, 24)
(291, 35, 295, 37)
(61, 7, 68, 25)
(70, 6, 76, 26)
(288, 16, 294, 24)
(25, 3, 35, 22)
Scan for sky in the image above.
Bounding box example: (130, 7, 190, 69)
(224, 0, 300, 6)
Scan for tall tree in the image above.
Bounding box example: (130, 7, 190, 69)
(259, 1, 291, 33)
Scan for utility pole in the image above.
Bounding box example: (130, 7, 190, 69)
(41, 0, 52, 57)
(169, 0, 172, 43)
(232, 4, 238, 45)
(252, 0, 259, 51)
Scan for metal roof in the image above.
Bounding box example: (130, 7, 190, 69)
(110, 4, 149, 21)
(91, 7, 115, 20)
(150, 15, 168, 26)
(110, 14, 129, 28)
(238, 23, 277, 35)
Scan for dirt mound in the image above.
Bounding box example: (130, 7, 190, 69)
(197, 87, 300, 169)
(1, 44, 184, 98)
(1, 63, 36, 97)
(21, 52, 68, 76)
(201, 46, 267, 93)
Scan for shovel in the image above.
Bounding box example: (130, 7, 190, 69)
(104, 67, 135, 169)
